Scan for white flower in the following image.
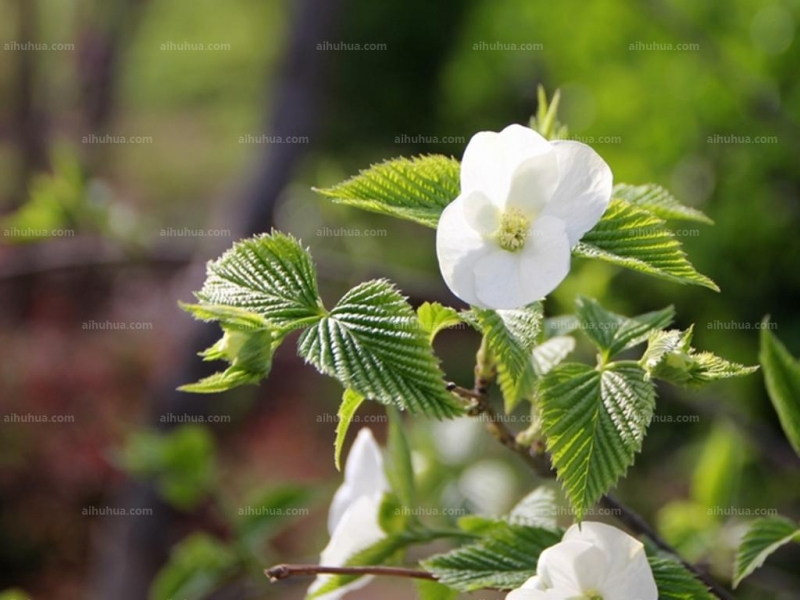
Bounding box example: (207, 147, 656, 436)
(506, 522, 658, 600)
(308, 428, 390, 600)
(436, 124, 612, 309)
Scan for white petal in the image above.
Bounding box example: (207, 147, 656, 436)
(328, 428, 387, 534)
(506, 587, 582, 600)
(536, 540, 608, 593)
(309, 495, 385, 600)
(461, 124, 552, 206)
(473, 249, 528, 309)
(517, 216, 571, 300)
(436, 194, 495, 306)
(505, 151, 559, 216)
(540, 140, 612, 246)
(462, 190, 500, 234)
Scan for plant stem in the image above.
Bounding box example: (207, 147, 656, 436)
(265, 564, 436, 582)
(456, 336, 736, 600)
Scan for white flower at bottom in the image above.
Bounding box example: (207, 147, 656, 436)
(308, 428, 389, 600)
(436, 124, 612, 310)
(506, 522, 658, 600)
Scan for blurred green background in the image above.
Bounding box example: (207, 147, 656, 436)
(0, 0, 798, 598)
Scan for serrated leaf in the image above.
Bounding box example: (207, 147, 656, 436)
(531, 336, 575, 378)
(196, 232, 325, 329)
(422, 522, 561, 591)
(543, 314, 581, 339)
(334, 389, 365, 471)
(733, 516, 800, 588)
(415, 579, 459, 600)
(575, 296, 674, 359)
(507, 485, 560, 530)
(760, 325, 800, 456)
(613, 183, 713, 224)
(315, 155, 461, 228)
(298, 279, 462, 417)
(417, 302, 463, 343)
(573, 199, 719, 291)
(469, 304, 543, 411)
(178, 367, 264, 393)
(648, 556, 715, 599)
(642, 327, 758, 388)
(539, 363, 656, 519)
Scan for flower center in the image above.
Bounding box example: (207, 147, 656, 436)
(495, 208, 531, 252)
(584, 592, 603, 600)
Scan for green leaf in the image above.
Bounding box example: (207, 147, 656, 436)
(648, 556, 715, 600)
(529, 86, 569, 140)
(150, 533, 237, 600)
(386, 409, 416, 509)
(334, 389, 366, 471)
(469, 304, 543, 411)
(573, 199, 719, 291)
(415, 579, 459, 600)
(613, 183, 713, 224)
(691, 422, 744, 511)
(315, 155, 461, 228)
(298, 279, 462, 417)
(539, 362, 656, 519)
(531, 336, 575, 378)
(641, 326, 758, 388)
(422, 522, 561, 591)
(543, 314, 581, 339)
(417, 302, 463, 343)
(196, 232, 325, 329)
(733, 516, 800, 588)
(575, 296, 674, 359)
(507, 485, 560, 530)
(760, 325, 800, 456)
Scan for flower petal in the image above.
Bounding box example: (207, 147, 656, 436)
(461, 124, 552, 206)
(540, 141, 612, 246)
(328, 428, 387, 534)
(505, 151, 559, 216)
(309, 495, 384, 600)
(436, 194, 495, 306)
(536, 540, 608, 592)
(462, 190, 500, 234)
(517, 216, 571, 300)
(473, 249, 528, 309)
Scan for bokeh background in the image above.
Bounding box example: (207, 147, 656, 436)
(0, 0, 798, 598)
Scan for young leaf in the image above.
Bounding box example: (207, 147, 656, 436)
(641, 327, 758, 388)
(575, 295, 674, 359)
(759, 325, 800, 456)
(314, 155, 461, 228)
(334, 389, 366, 471)
(613, 183, 713, 224)
(195, 232, 326, 329)
(298, 279, 462, 417)
(573, 199, 719, 291)
(468, 304, 543, 411)
(421, 523, 561, 591)
(539, 363, 656, 519)
(417, 302, 463, 343)
(733, 516, 800, 588)
(648, 556, 715, 599)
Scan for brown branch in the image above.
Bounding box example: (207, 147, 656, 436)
(265, 564, 435, 583)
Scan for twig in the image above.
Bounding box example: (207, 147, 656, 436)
(265, 564, 436, 582)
